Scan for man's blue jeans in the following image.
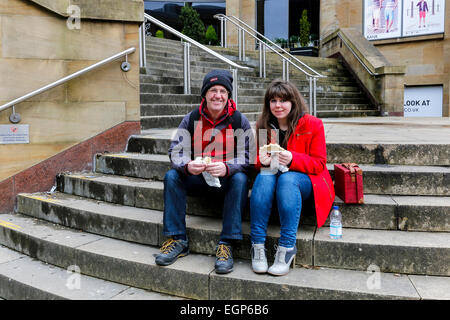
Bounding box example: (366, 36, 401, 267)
(250, 171, 313, 248)
(163, 169, 248, 241)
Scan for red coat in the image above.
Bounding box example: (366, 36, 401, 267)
(256, 114, 335, 228)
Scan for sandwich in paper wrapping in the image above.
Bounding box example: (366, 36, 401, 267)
(259, 144, 289, 173)
(195, 157, 221, 188)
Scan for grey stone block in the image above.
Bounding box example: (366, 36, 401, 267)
(314, 227, 450, 276)
(210, 262, 420, 300)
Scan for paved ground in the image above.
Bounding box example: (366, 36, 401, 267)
(323, 117, 450, 144)
(141, 117, 450, 145)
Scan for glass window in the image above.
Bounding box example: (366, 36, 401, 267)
(144, 1, 225, 41)
(264, 0, 289, 41)
(257, 0, 320, 47)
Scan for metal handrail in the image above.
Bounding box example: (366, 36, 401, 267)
(215, 14, 326, 79)
(144, 13, 247, 71)
(0, 47, 136, 123)
(143, 13, 248, 101)
(336, 32, 380, 76)
(214, 14, 323, 116)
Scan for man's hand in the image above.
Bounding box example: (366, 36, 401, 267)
(187, 160, 206, 175)
(278, 150, 293, 166)
(259, 151, 271, 166)
(205, 162, 227, 177)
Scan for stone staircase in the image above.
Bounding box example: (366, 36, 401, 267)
(140, 36, 379, 130)
(0, 36, 449, 300)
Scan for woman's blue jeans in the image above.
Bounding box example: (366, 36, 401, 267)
(250, 170, 313, 248)
(163, 169, 248, 241)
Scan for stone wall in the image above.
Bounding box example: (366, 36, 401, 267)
(225, 0, 256, 49)
(0, 0, 143, 211)
(320, 0, 450, 116)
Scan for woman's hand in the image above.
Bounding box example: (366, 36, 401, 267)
(259, 151, 271, 166)
(205, 162, 227, 177)
(278, 150, 293, 166)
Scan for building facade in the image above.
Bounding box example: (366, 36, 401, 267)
(143, 0, 448, 116)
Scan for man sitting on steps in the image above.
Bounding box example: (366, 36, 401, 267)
(155, 69, 253, 274)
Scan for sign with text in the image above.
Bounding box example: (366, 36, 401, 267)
(404, 85, 443, 117)
(0, 124, 30, 144)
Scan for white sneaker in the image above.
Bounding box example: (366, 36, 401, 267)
(251, 243, 268, 274)
(268, 245, 296, 276)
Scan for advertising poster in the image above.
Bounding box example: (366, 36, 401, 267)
(364, 0, 402, 40)
(402, 0, 446, 36)
(404, 85, 443, 117)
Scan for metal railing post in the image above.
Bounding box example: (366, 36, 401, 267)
(313, 77, 317, 117)
(224, 19, 227, 48)
(220, 18, 224, 47)
(286, 59, 290, 82)
(183, 41, 191, 95)
(232, 68, 238, 104)
(283, 59, 290, 81)
(242, 29, 246, 61)
(309, 76, 313, 115)
(139, 23, 146, 68)
(263, 43, 266, 78)
(259, 41, 263, 78)
(238, 27, 242, 60)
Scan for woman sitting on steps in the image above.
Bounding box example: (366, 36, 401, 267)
(250, 80, 335, 276)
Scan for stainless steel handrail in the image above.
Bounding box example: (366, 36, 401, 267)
(143, 13, 248, 102)
(337, 32, 380, 76)
(214, 14, 323, 116)
(0, 47, 136, 122)
(144, 13, 247, 71)
(215, 14, 326, 79)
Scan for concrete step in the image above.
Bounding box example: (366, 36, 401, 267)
(145, 50, 234, 65)
(139, 73, 360, 89)
(145, 61, 254, 77)
(145, 50, 349, 75)
(139, 84, 363, 96)
(94, 153, 450, 196)
(146, 37, 347, 70)
(139, 108, 377, 129)
(144, 67, 357, 84)
(16, 192, 450, 276)
(139, 93, 369, 107)
(57, 172, 450, 232)
(126, 131, 450, 166)
(139, 103, 375, 117)
(317, 110, 380, 118)
(143, 58, 349, 79)
(0, 212, 448, 299)
(0, 245, 179, 300)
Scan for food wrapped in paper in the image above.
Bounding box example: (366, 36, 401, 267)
(195, 157, 221, 188)
(260, 144, 289, 174)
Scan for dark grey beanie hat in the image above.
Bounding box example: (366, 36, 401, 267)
(201, 69, 233, 97)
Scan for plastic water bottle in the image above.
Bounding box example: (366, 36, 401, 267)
(329, 206, 342, 239)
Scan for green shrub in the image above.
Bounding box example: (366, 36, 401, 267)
(205, 25, 218, 45)
(180, 4, 206, 44)
(155, 30, 164, 38)
(299, 9, 311, 47)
